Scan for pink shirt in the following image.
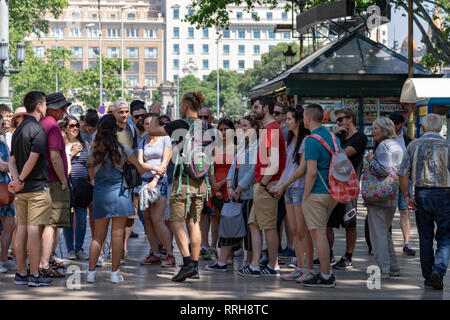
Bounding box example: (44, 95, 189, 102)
(40, 115, 68, 182)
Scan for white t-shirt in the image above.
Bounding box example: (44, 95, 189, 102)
(394, 133, 407, 152)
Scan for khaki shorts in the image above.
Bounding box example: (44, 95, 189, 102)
(48, 181, 70, 228)
(248, 181, 281, 230)
(169, 176, 206, 223)
(16, 189, 52, 226)
(302, 193, 337, 230)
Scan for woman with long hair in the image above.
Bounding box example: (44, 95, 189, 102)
(205, 115, 259, 271)
(271, 106, 314, 282)
(204, 118, 237, 261)
(138, 113, 174, 267)
(86, 114, 144, 283)
(60, 115, 90, 260)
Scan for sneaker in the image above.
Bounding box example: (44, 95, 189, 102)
(14, 272, 29, 285)
(110, 269, 124, 283)
(234, 248, 244, 257)
(288, 257, 297, 269)
(203, 248, 218, 261)
(140, 253, 161, 265)
(279, 247, 295, 259)
(76, 250, 89, 260)
(67, 250, 77, 260)
(172, 263, 197, 282)
(333, 256, 353, 270)
(237, 264, 261, 277)
(303, 273, 335, 288)
(28, 272, 54, 287)
(296, 270, 315, 283)
(161, 255, 176, 268)
(282, 268, 304, 281)
(260, 265, 281, 276)
(189, 267, 200, 279)
(424, 278, 433, 288)
(313, 256, 336, 266)
(106, 252, 112, 261)
(380, 273, 391, 279)
(390, 269, 401, 277)
(120, 258, 126, 265)
(403, 244, 416, 256)
(205, 262, 228, 272)
(200, 247, 208, 258)
(0, 263, 7, 273)
(430, 272, 443, 290)
(87, 269, 97, 283)
(96, 254, 104, 267)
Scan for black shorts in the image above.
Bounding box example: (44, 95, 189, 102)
(327, 198, 357, 229)
(201, 200, 215, 216)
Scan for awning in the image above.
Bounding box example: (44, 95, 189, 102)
(400, 78, 450, 103)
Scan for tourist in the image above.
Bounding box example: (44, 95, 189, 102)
(9, 91, 53, 287)
(365, 117, 403, 279)
(399, 114, 450, 290)
(86, 114, 144, 283)
(0, 104, 12, 150)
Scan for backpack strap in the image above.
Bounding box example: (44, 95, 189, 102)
(308, 134, 335, 155)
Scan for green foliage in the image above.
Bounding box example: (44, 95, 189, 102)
(151, 89, 161, 104)
(75, 57, 132, 109)
(9, 47, 77, 108)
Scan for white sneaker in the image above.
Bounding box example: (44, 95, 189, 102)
(1, 259, 16, 270)
(120, 258, 125, 265)
(0, 263, 8, 273)
(87, 269, 97, 283)
(76, 250, 89, 260)
(288, 257, 297, 269)
(110, 269, 124, 283)
(96, 254, 104, 267)
(67, 250, 77, 260)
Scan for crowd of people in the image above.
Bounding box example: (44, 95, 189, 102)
(0, 90, 448, 291)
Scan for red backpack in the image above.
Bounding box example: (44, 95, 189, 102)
(308, 133, 359, 204)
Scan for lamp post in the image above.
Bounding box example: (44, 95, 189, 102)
(98, 0, 103, 108)
(241, 95, 247, 117)
(283, 44, 296, 69)
(55, 36, 63, 92)
(121, 5, 133, 100)
(0, 0, 27, 107)
(176, 50, 180, 120)
(216, 35, 221, 120)
(85, 23, 95, 71)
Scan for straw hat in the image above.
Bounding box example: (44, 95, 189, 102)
(11, 107, 27, 128)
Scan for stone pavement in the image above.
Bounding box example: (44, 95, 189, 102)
(0, 198, 449, 300)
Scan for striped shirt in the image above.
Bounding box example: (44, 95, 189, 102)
(398, 132, 450, 188)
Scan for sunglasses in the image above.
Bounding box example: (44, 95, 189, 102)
(336, 116, 349, 123)
(273, 111, 283, 116)
(199, 115, 210, 120)
(68, 123, 80, 129)
(0, 123, 6, 127)
(133, 114, 145, 120)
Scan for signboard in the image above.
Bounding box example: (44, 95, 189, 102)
(418, 105, 428, 117)
(98, 105, 106, 115)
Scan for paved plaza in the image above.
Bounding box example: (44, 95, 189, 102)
(0, 198, 449, 300)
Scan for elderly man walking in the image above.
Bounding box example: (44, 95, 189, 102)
(399, 114, 450, 290)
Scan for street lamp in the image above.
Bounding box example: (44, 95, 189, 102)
(176, 50, 180, 120)
(283, 44, 296, 68)
(241, 95, 247, 116)
(121, 5, 133, 100)
(55, 36, 63, 92)
(216, 35, 221, 120)
(98, 0, 103, 108)
(85, 23, 96, 70)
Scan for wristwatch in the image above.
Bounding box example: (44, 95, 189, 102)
(18, 177, 25, 183)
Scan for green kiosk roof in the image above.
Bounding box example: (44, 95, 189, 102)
(249, 32, 441, 98)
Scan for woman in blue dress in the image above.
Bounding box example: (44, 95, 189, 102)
(0, 114, 15, 273)
(86, 114, 144, 284)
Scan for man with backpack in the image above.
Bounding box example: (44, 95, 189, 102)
(147, 92, 215, 282)
(301, 104, 355, 288)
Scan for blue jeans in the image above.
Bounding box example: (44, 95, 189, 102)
(63, 206, 88, 252)
(415, 188, 450, 280)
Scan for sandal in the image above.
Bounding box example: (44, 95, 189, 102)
(40, 267, 65, 278)
(50, 260, 65, 269)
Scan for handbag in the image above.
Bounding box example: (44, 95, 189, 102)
(361, 166, 399, 202)
(0, 183, 14, 206)
(218, 201, 246, 238)
(122, 162, 142, 190)
(70, 178, 93, 208)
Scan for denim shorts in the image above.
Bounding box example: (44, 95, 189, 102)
(284, 187, 305, 206)
(137, 176, 168, 198)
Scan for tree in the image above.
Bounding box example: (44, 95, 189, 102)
(75, 57, 132, 109)
(185, 0, 449, 67)
(10, 47, 77, 108)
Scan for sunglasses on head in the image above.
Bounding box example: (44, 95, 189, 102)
(199, 115, 209, 120)
(133, 114, 145, 120)
(336, 116, 349, 123)
(68, 123, 80, 129)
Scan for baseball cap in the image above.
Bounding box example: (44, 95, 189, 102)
(113, 99, 129, 111)
(332, 152, 353, 182)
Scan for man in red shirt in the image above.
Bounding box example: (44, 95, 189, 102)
(238, 95, 287, 277)
(39, 92, 71, 278)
